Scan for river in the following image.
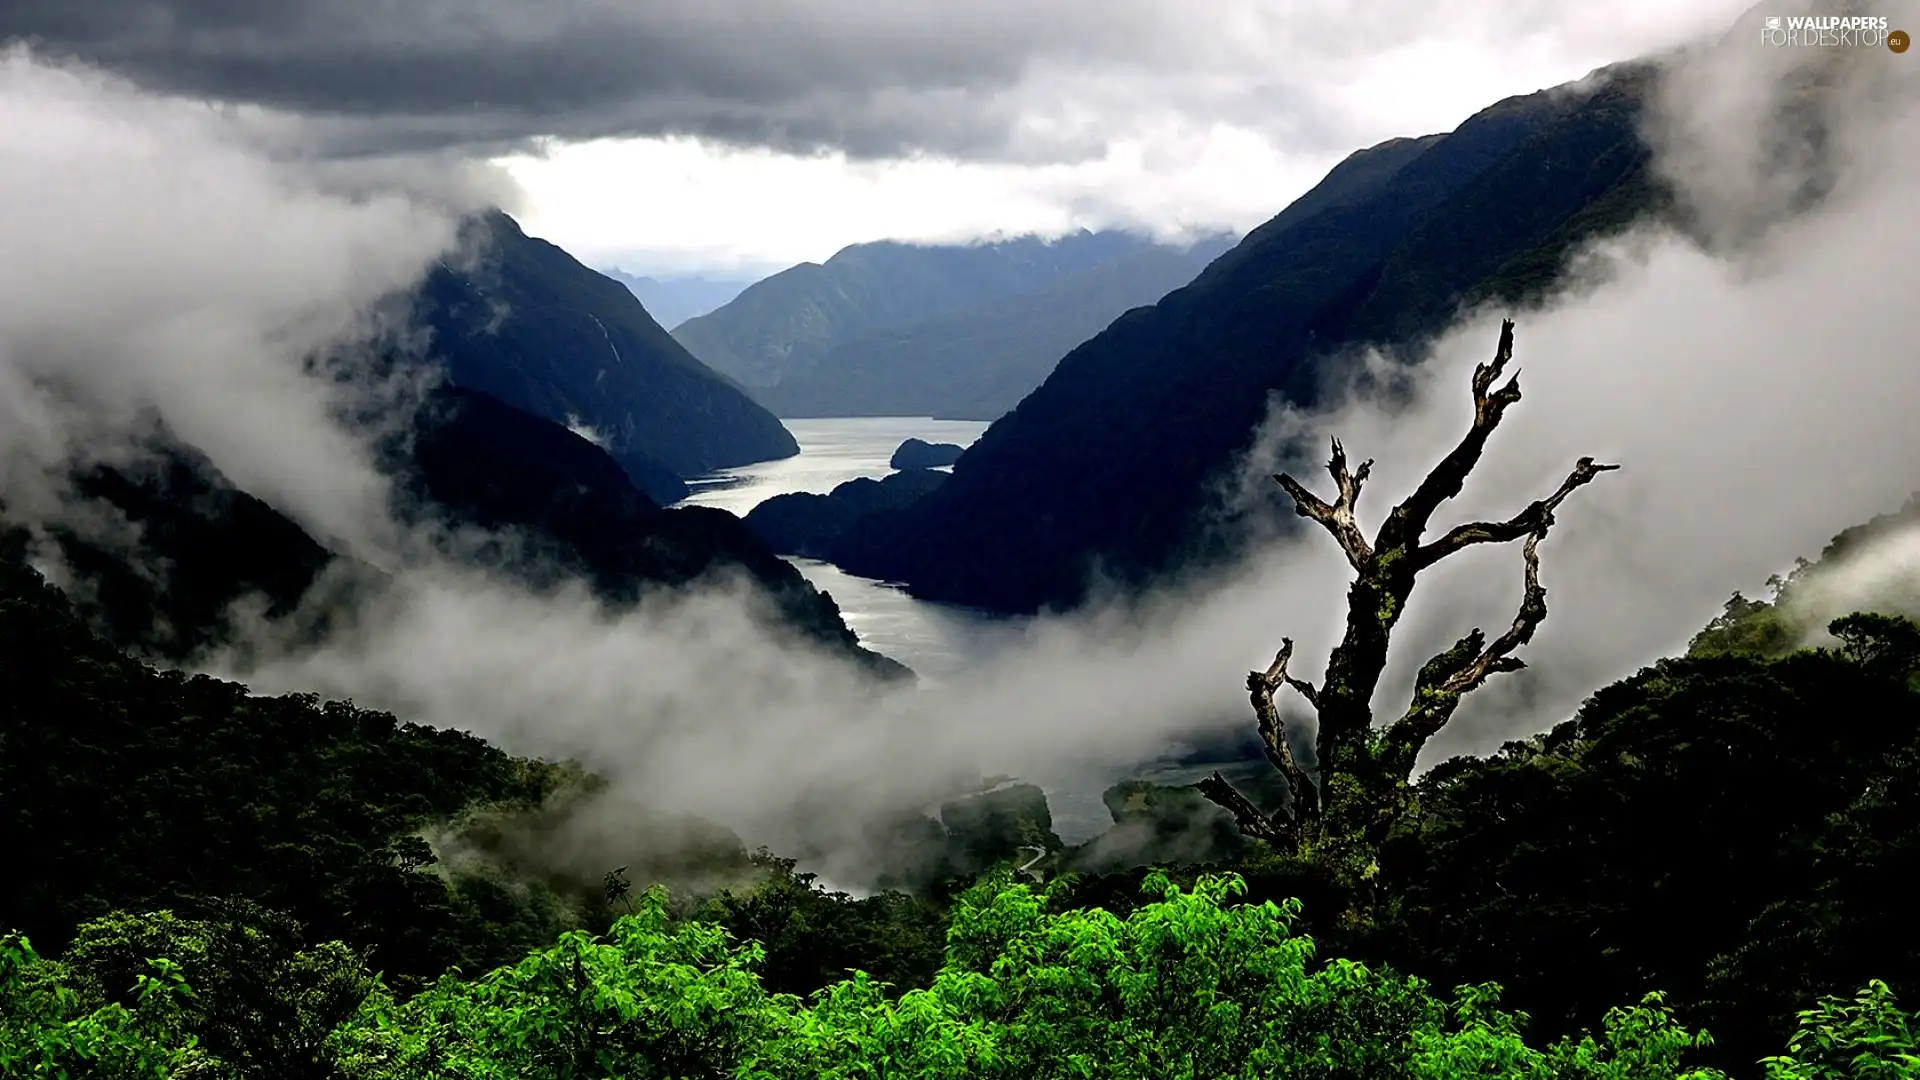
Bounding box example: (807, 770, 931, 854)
(675, 418, 1257, 842)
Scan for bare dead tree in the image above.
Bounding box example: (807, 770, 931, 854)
(1198, 320, 1617, 859)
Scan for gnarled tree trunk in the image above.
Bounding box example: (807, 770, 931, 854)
(1199, 320, 1616, 871)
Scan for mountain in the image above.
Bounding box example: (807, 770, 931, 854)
(31, 438, 379, 662)
(4, 390, 899, 676)
(670, 230, 1180, 391)
(743, 469, 950, 561)
(754, 235, 1236, 420)
(403, 386, 904, 675)
(414, 211, 798, 503)
(598, 269, 754, 330)
(832, 63, 1670, 613)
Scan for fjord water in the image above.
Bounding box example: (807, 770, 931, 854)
(677, 417, 999, 681)
(680, 417, 987, 516)
(676, 417, 1268, 843)
(677, 418, 1125, 840)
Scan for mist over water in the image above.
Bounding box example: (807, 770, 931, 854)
(678, 416, 1212, 842)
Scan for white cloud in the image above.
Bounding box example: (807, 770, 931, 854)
(8, 14, 1917, 891)
(0, 46, 466, 556)
(500, 0, 1754, 271)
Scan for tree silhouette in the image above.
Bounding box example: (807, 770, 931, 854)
(1199, 320, 1617, 871)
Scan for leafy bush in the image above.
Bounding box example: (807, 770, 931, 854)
(323, 872, 1744, 1080)
(58, 905, 376, 1079)
(12, 875, 1919, 1078)
(1761, 981, 1920, 1079)
(1, 932, 198, 1079)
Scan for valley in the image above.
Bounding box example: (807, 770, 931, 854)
(4, 4, 1919, 1077)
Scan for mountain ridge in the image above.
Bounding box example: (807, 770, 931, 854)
(831, 63, 1667, 613)
(753, 235, 1236, 420)
(415, 212, 799, 502)
(598, 269, 753, 331)
(1, 387, 899, 677)
(671, 230, 1211, 392)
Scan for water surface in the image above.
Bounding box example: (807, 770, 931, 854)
(681, 417, 989, 518)
(678, 418, 995, 680)
(675, 417, 1198, 842)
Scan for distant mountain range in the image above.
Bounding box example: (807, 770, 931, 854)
(670, 231, 1226, 418)
(598, 269, 753, 331)
(415, 212, 797, 503)
(831, 61, 1671, 613)
(753, 236, 1236, 420)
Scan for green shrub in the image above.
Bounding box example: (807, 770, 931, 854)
(326, 872, 1742, 1080)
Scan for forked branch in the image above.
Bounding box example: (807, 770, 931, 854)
(1248, 638, 1318, 816)
(1382, 529, 1555, 775)
(1197, 636, 1320, 846)
(1197, 772, 1291, 844)
(1411, 457, 1618, 570)
(1376, 319, 1526, 550)
(1274, 437, 1375, 570)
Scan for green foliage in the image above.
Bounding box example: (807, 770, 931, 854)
(1690, 590, 1798, 659)
(1412, 985, 1726, 1079)
(700, 852, 948, 999)
(1830, 613, 1920, 678)
(1385, 616, 1920, 1071)
(328, 885, 779, 1080)
(321, 872, 1741, 1080)
(1691, 494, 1920, 660)
(1, 932, 198, 1079)
(10, 875, 1913, 1080)
(0, 542, 576, 986)
(1761, 981, 1920, 1079)
(58, 905, 376, 1079)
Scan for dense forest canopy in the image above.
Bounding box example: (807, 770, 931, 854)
(7, 467, 1920, 1076)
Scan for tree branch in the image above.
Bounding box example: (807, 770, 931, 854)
(1382, 529, 1555, 775)
(1199, 635, 1321, 841)
(1274, 437, 1375, 570)
(1376, 319, 1525, 551)
(1246, 638, 1318, 818)
(1411, 457, 1619, 570)
(1196, 772, 1292, 845)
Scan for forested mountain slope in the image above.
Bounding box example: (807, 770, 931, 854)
(415, 212, 798, 503)
(834, 64, 1666, 613)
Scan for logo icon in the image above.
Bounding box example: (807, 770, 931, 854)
(1892, 28, 1912, 52)
(1766, 16, 1782, 30)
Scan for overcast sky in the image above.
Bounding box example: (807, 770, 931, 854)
(2, 0, 1755, 274)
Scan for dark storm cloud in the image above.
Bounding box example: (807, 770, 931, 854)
(3, 0, 1670, 163)
(0, 0, 1252, 160)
